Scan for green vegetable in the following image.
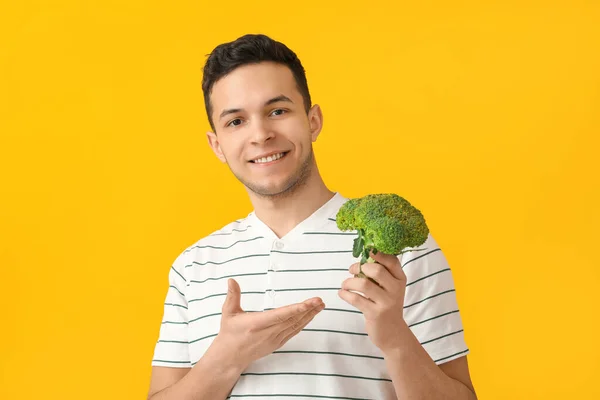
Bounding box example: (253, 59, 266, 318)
(336, 193, 430, 280)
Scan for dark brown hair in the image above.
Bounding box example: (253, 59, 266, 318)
(202, 34, 312, 131)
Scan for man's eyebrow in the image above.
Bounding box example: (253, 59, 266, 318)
(264, 95, 293, 106)
(218, 95, 294, 121)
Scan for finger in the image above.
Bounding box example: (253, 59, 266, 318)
(370, 251, 406, 282)
(349, 262, 361, 275)
(222, 278, 243, 315)
(359, 262, 397, 291)
(341, 276, 385, 303)
(338, 288, 376, 317)
(258, 297, 323, 328)
(277, 303, 325, 345)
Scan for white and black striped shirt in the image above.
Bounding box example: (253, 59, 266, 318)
(152, 192, 469, 399)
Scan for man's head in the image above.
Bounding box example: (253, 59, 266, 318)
(202, 34, 324, 199)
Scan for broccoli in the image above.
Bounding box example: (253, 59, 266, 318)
(336, 193, 430, 279)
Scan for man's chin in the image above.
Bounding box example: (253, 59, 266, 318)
(240, 176, 304, 198)
(246, 183, 295, 198)
(233, 151, 313, 199)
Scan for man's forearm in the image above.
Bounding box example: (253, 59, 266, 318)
(149, 346, 245, 400)
(383, 324, 477, 400)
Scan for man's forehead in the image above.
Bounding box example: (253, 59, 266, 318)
(211, 63, 299, 108)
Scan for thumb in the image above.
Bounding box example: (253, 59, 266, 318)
(222, 278, 243, 315)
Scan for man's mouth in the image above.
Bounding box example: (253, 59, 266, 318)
(249, 151, 289, 164)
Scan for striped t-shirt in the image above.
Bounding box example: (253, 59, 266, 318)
(152, 192, 469, 399)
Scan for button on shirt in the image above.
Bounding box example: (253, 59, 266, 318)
(152, 192, 469, 399)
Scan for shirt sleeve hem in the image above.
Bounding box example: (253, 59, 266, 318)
(151, 360, 192, 368)
(429, 347, 470, 365)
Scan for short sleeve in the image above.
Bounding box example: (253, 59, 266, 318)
(401, 233, 470, 365)
(151, 250, 192, 368)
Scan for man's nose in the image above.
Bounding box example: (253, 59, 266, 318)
(250, 118, 275, 144)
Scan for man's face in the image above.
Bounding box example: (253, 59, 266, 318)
(206, 62, 323, 198)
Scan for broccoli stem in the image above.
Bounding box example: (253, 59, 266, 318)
(356, 230, 379, 283)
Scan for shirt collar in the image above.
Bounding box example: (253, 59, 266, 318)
(247, 192, 347, 242)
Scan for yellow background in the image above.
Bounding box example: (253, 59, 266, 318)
(1, 0, 599, 398)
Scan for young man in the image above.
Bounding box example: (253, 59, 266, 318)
(148, 34, 477, 400)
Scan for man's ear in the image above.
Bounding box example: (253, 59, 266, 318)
(206, 131, 227, 163)
(308, 104, 324, 142)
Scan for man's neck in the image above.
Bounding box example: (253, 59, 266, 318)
(248, 172, 335, 239)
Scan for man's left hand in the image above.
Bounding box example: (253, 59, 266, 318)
(338, 250, 409, 354)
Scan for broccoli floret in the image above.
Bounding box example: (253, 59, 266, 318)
(336, 193, 430, 279)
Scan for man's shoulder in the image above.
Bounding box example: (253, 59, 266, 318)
(176, 213, 255, 258)
(203, 214, 254, 238)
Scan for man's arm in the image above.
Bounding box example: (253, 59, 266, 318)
(339, 250, 477, 399)
(148, 278, 325, 400)
(147, 343, 244, 400)
(383, 323, 477, 399)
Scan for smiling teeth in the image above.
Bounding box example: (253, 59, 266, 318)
(254, 152, 285, 164)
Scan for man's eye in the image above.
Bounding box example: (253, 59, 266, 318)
(227, 118, 242, 127)
(271, 109, 286, 116)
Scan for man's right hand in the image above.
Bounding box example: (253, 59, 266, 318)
(205, 278, 325, 372)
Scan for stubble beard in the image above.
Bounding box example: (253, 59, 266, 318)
(230, 147, 314, 201)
